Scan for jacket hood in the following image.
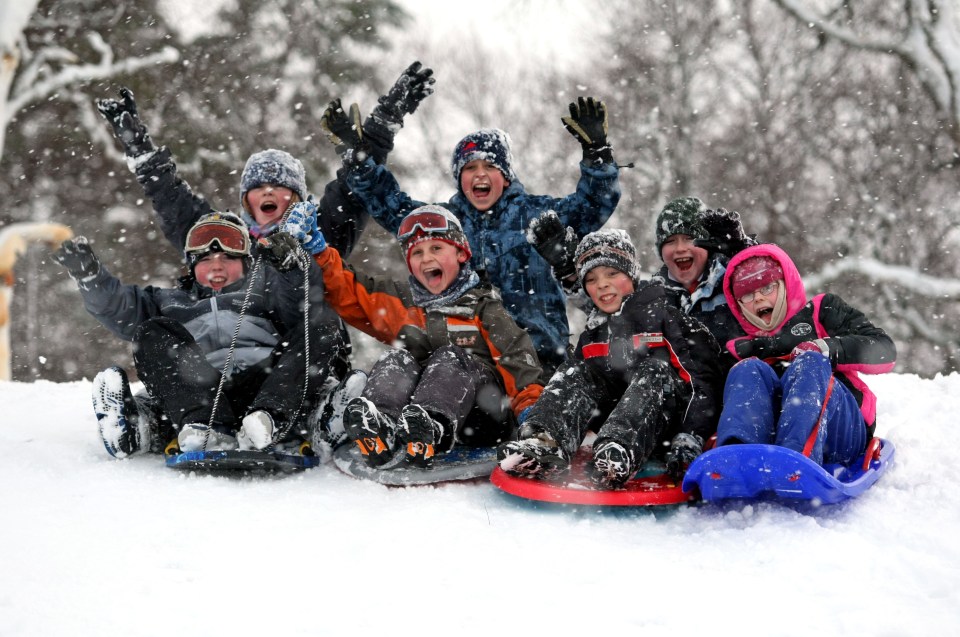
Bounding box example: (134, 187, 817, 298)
(723, 244, 807, 336)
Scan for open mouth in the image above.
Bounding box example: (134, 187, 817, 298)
(673, 257, 694, 272)
(471, 183, 491, 197)
(259, 201, 279, 215)
(598, 293, 618, 306)
(756, 307, 773, 320)
(422, 267, 444, 286)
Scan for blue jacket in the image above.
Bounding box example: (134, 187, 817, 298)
(346, 160, 621, 372)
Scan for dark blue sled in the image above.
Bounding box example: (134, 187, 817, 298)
(166, 449, 320, 473)
(681, 438, 894, 505)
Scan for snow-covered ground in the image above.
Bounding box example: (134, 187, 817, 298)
(1, 372, 958, 636)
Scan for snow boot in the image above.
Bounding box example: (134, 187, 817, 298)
(177, 423, 239, 452)
(310, 369, 368, 460)
(398, 403, 446, 468)
(589, 439, 636, 489)
(343, 397, 396, 467)
(238, 410, 275, 451)
(92, 366, 143, 458)
(497, 430, 568, 478)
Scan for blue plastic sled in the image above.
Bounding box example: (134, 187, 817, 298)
(166, 449, 321, 473)
(334, 443, 498, 486)
(681, 437, 894, 504)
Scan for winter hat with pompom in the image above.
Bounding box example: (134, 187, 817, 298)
(730, 255, 784, 300)
(655, 196, 708, 255)
(239, 149, 308, 212)
(451, 128, 517, 189)
(575, 228, 640, 287)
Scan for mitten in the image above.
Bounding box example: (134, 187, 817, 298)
(561, 96, 612, 164)
(694, 208, 758, 257)
(96, 87, 156, 158)
(53, 237, 101, 281)
(664, 432, 704, 482)
(282, 201, 327, 255)
(526, 211, 578, 281)
(321, 99, 370, 168)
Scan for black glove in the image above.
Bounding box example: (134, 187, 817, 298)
(96, 87, 156, 158)
(321, 99, 371, 168)
(260, 232, 305, 272)
(734, 331, 810, 360)
(527, 211, 578, 281)
(53, 237, 101, 280)
(664, 432, 704, 482)
(561, 96, 612, 164)
(370, 61, 435, 126)
(694, 208, 757, 257)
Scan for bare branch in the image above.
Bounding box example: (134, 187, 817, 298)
(804, 256, 960, 299)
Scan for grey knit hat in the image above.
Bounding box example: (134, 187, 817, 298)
(450, 128, 517, 188)
(655, 196, 707, 254)
(239, 149, 307, 211)
(575, 228, 640, 287)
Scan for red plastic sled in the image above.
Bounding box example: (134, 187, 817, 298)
(490, 446, 695, 507)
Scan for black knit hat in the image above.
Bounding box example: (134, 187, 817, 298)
(450, 128, 517, 188)
(574, 228, 640, 287)
(655, 196, 707, 254)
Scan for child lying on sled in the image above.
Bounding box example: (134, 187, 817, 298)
(269, 204, 544, 468)
(714, 244, 896, 466)
(497, 228, 722, 489)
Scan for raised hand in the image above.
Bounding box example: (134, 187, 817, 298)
(561, 96, 612, 164)
(372, 61, 436, 126)
(694, 208, 758, 257)
(321, 99, 370, 167)
(53, 237, 101, 281)
(96, 87, 156, 157)
(527, 211, 578, 281)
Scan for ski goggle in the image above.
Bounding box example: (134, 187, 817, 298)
(184, 218, 250, 257)
(397, 209, 453, 242)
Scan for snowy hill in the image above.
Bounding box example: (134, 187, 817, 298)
(1, 373, 958, 636)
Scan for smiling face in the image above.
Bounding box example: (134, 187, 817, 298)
(660, 234, 709, 291)
(244, 184, 296, 227)
(407, 239, 469, 295)
(194, 253, 245, 291)
(583, 265, 636, 314)
(459, 159, 508, 212)
(738, 280, 782, 328)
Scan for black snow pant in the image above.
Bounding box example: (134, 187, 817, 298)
(133, 316, 341, 439)
(362, 345, 514, 451)
(526, 357, 688, 464)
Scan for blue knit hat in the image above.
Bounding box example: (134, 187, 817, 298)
(239, 149, 307, 212)
(450, 128, 517, 188)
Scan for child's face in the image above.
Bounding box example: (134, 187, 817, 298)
(194, 253, 244, 291)
(661, 234, 708, 290)
(738, 280, 781, 328)
(408, 239, 469, 295)
(583, 265, 635, 314)
(245, 185, 296, 227)
(459, 160, 508, 212)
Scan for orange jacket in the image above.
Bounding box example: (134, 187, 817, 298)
(315, 248, 543, 415)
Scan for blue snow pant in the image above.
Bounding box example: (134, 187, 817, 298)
(716, 352, 867, 466)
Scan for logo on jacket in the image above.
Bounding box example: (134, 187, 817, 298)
(790, 323, 813, 337)
(455, 334, 478, 347)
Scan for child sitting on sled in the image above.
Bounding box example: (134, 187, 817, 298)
(269, 204, 544, 468)
(497, 229, 723, 488)
(714, 244, 896, 466)
(53, 212, 346, 458)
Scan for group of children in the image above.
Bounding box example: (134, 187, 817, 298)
(55, 63, 898, 488)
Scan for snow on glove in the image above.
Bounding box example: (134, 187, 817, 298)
(694, 208, 758, 257)
(526, 211, 578, 281)
(561, 96, 613, 164)
(261, 232, 306, 272)
(321, 99, 371, 168)
(791, 339, 830, 360)
(370, 61, 436, 127)
(96, 87, 156, 158)
(734, 331, 813, 361)
(53, 237, 101, 282)
(664, 432, 704, 482)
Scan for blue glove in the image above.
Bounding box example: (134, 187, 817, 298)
(283, 201, 327, 255)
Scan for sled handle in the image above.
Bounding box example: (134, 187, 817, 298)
(862, 437, 882, 471)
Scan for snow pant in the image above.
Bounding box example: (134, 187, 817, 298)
(133, 317, 339, 439)
(361, 345, 513, 451)
(715, 352, 867, 465)
(525, 357, 687, 464)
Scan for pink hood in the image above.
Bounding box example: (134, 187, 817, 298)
(723, 244, 807, 337)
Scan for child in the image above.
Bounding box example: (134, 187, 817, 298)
(53, 212, 346, 457)
(323, 96, 622, 375)
(497, 229, 722, 488)
(715, 244, 896, 465)
(271, 204, 544, 468)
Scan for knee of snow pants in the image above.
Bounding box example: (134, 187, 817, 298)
(716, 357, 780, 446)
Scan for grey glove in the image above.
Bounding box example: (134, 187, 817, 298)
(664, 432, 704, 482)
(561, 96, 612, 164)
(53, 237, 101, 281)
(96, 87, 156, 158)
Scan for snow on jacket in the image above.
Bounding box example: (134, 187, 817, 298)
(74, 262, 337, 376)
(345, 159, 621, 370)
(573, 280, 723, 441)
(313, 247, 544, 416)
(132, 147, 369, 259)
(723, 244, 897, 432)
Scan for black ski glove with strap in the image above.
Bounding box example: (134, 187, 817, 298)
(527, 211, 578, 283)
(561, 96, 613, 165)
(321, 98, 371, 169)
(364, 61, 436, 164)
(694, 208, 757, 257)
(53, 237, 101, 281)
(96, 87, 156, 158)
